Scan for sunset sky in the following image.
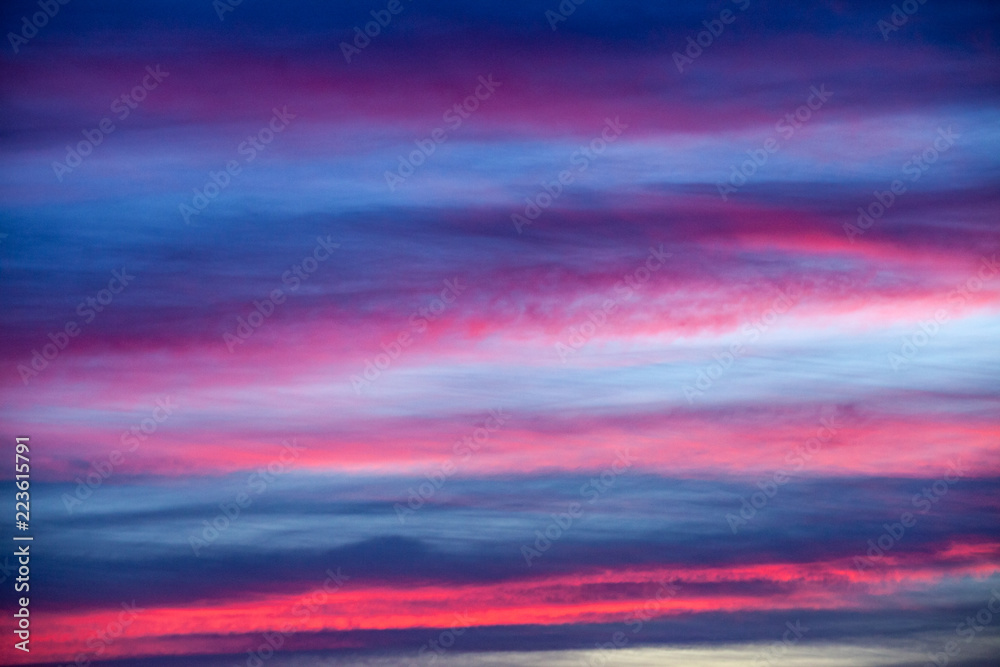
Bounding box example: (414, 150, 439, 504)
(1, 1, 999, 665)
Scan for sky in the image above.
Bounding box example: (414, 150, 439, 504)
(0, 0, 999, 665)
